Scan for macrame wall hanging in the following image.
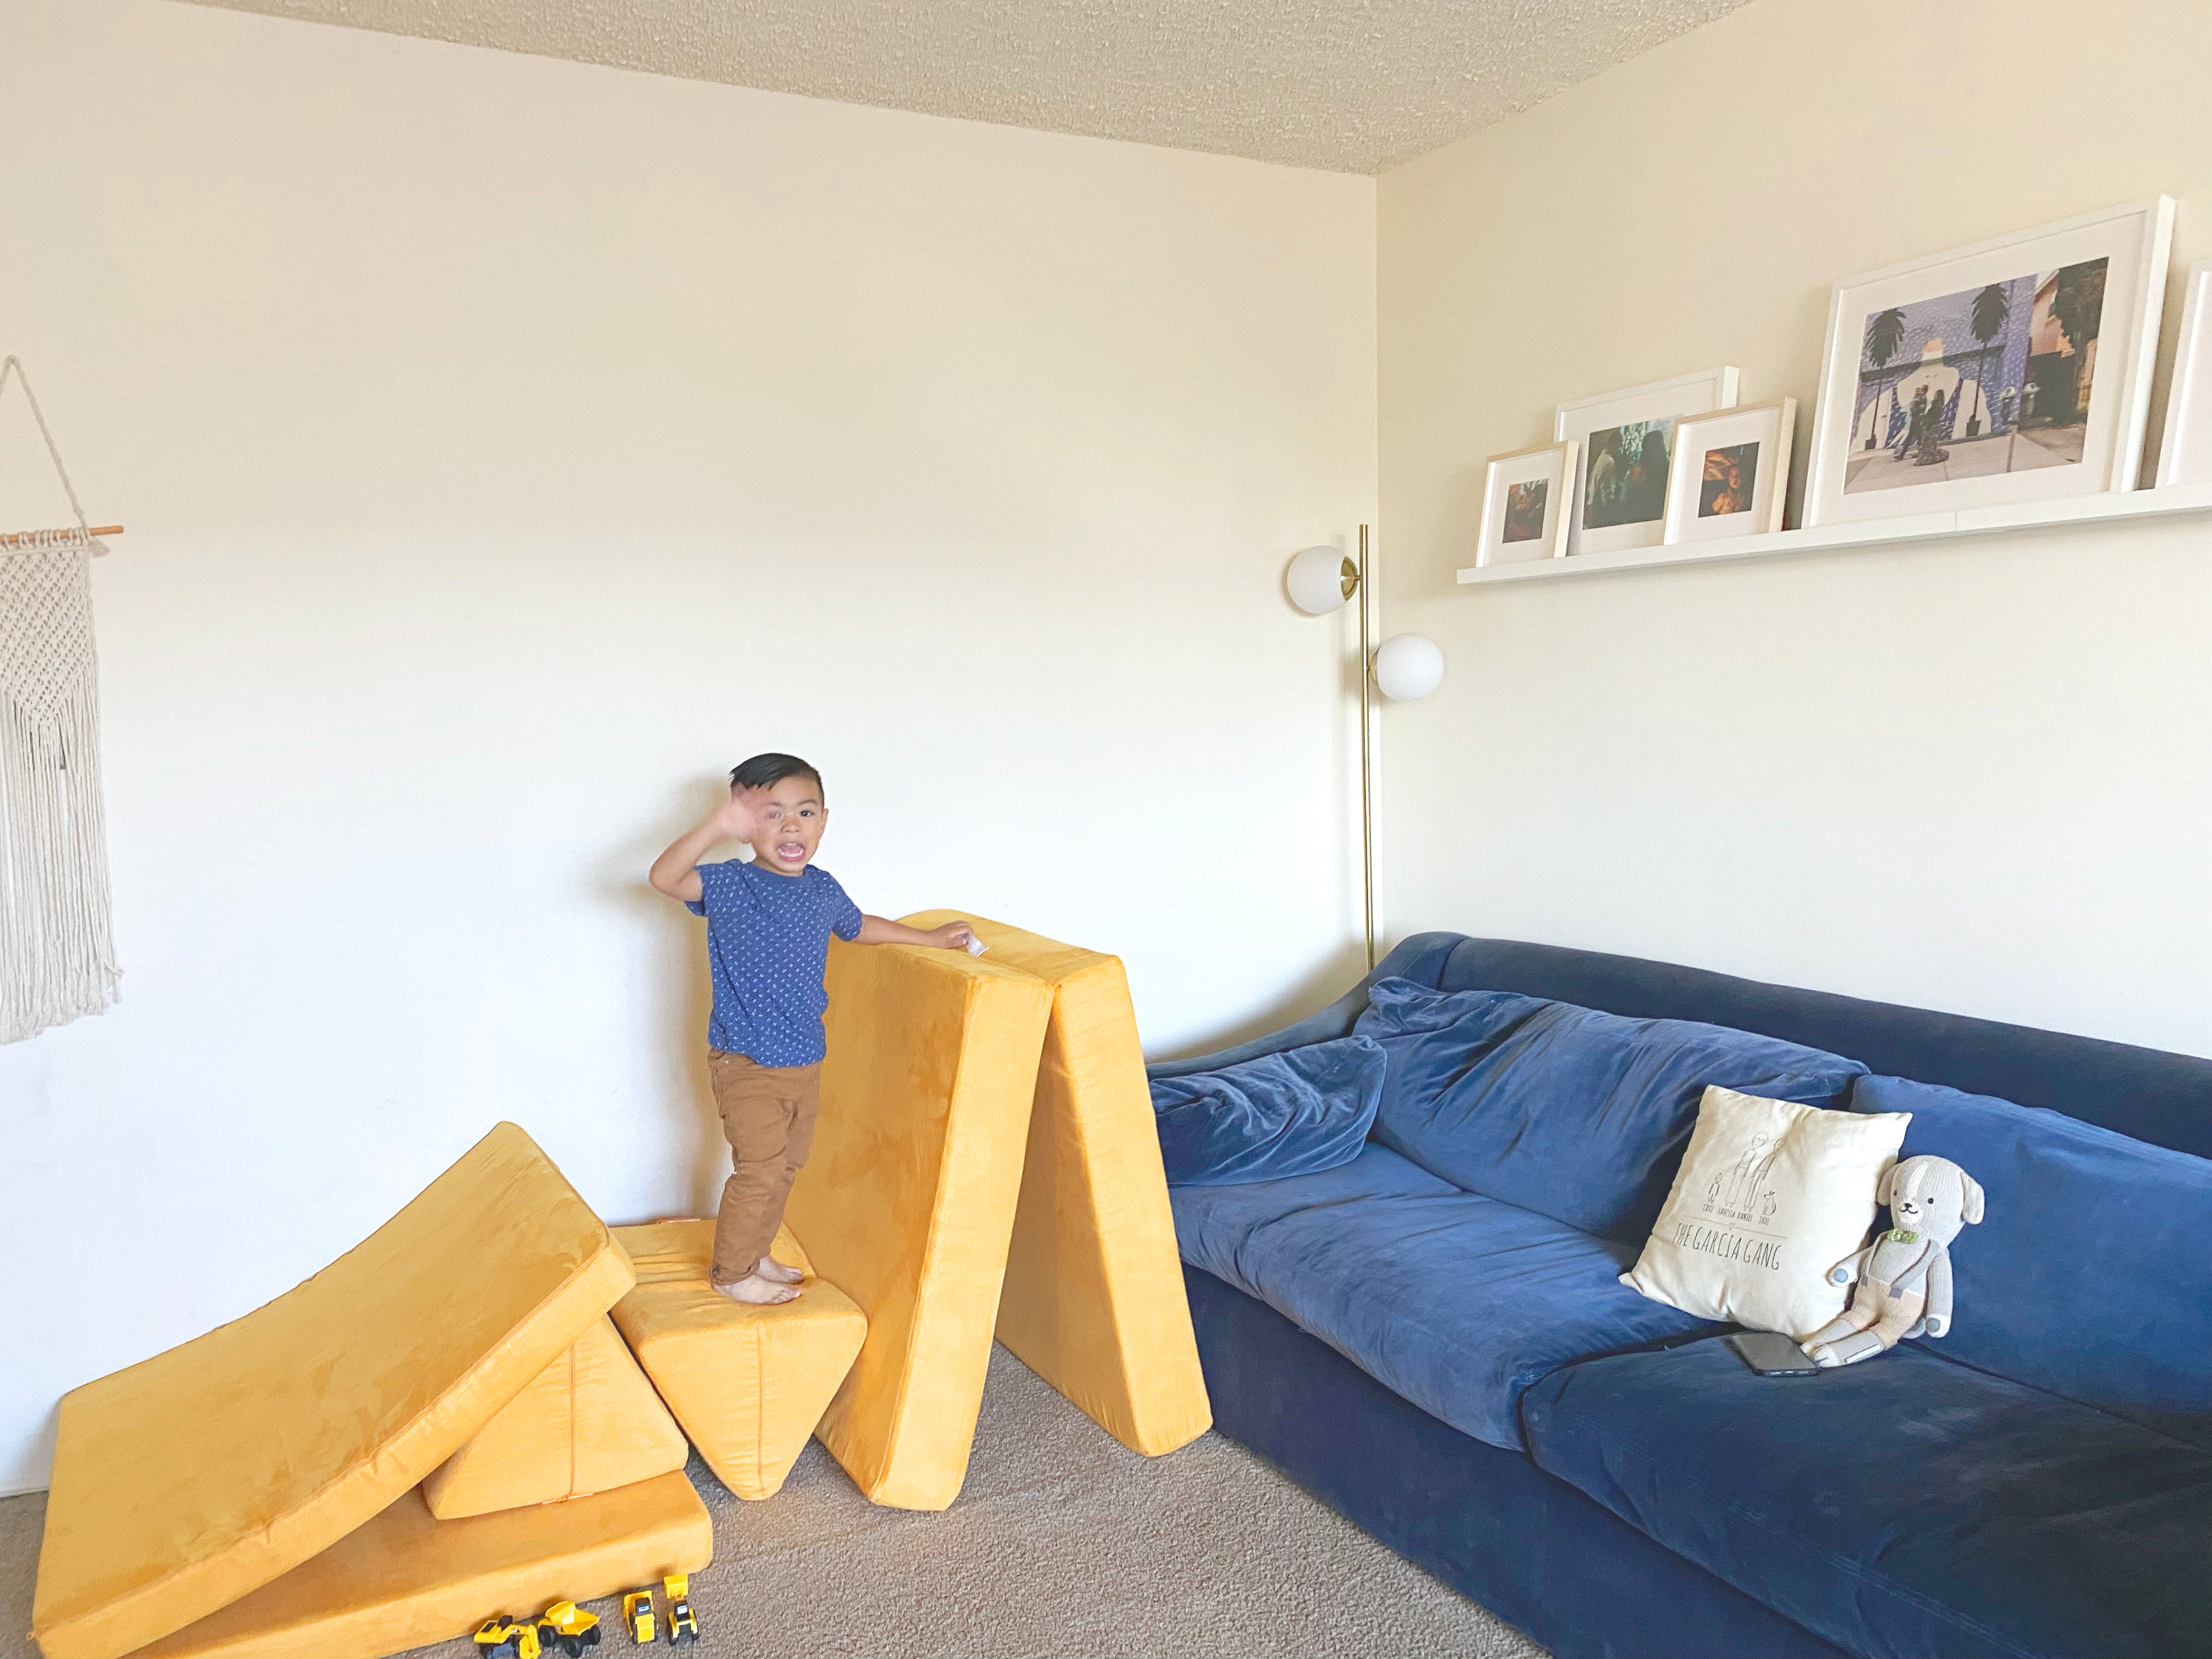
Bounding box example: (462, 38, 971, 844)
(0, 356, 126, 1043)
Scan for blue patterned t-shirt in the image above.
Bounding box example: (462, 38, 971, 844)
(685, 860, 865, 1065)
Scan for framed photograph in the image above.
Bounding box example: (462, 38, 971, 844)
(1475, 439, 1578, 565)
(1662, 398, 1797, 545)
(2154, 258, 2212, 488)
(1554, 368, 1740, 556)
(1804, 198, 2174, 527)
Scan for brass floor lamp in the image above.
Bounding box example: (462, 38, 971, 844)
(1286, 527, 1444, 968)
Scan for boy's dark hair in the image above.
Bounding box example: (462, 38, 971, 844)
(730, 752, 825, 800)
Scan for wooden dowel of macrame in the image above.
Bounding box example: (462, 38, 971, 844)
(0, 525, 122, 548)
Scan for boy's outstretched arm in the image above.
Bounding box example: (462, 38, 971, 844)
(648, 789, 760, 903)
(857, 916, 977, 951)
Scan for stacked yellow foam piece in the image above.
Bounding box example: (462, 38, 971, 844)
(786, 936, 1056, 1510)
(611, 1220, 866, 1501)
(908, 913, 1210, 1457)
(31, 1124, 710, 1659)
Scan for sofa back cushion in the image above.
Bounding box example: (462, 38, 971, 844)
(1356, 979, 1866, 1243)
(1150, 1035, 1387, 1187)
(1852, 1074, 2212, 1444)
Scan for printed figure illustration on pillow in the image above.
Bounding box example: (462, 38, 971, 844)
(1799, 1154, 1984, 1368)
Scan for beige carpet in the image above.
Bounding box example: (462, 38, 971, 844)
(0, 1345, 1545, 1659)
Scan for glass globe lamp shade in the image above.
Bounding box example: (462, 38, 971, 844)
(1372, 632, 1444, 701)
(1286, 544, 1352, 615)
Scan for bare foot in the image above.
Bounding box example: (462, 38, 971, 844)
(755, 1256, 804, 1285)
(714, 1273, 800, 1306)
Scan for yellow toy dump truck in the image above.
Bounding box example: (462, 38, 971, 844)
(536, 1601, 602, 1659)
(621, 1589, 656, 1645)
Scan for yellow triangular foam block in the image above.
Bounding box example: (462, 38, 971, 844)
(421, 1316, 689, 1519)
(611, 1221, 866, 1502)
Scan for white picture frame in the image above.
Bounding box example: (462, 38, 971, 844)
(2154, 258, 2212, 488)
(1662, 398, 1797, 545)
(1803, 198, 2174, 528)
(1475, 439, 1578, 565)
(1554, 368, 1740, 556)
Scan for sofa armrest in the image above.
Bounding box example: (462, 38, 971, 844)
(1146, 932, 1468, 1080)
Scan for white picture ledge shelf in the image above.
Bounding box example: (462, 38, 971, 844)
(1454, 482, 2212, 587)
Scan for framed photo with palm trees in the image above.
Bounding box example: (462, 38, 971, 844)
(1803, 198, 2174, 528)
(1554, 367, 1739, 556)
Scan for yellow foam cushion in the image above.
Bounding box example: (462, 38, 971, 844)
(421, 1316, 690, 1520)
(609, 1221, 866, 1502)
(33, 1123, 633, 1659)
(909, 913, 1211, 1457)
(786, 938, 1053, 1509)
(131, 1474, 711, 1659)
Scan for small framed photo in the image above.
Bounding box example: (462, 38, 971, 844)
(1804, 198, 2174, 527)
(2155, 258, 2212, 488)
(1475, 439, 1578, 565)
(1555, 368, 1740, 556)
(1662, 398, 1797, 545)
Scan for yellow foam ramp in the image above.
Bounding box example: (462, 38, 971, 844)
(33, 1123, 634, 1659)
(787, 936, 1053, 1510)
(610, 1220, 866, 1501)
(422, 1316, 690, 1520)
(130, 1475, 710, 1659)
(909, 912, 1210, 1457)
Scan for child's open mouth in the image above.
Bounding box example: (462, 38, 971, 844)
(775, 842, 807, 862)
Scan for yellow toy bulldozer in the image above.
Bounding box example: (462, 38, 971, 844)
(472, 1617, 541, 1659)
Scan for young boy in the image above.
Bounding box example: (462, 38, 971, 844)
(649, 752, 975, 1305)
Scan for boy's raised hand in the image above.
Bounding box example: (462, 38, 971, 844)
(709, 786, 764, 845)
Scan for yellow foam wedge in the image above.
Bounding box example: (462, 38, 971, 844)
(786, 938, 1053, 1509)
(908, 912, 1211, 1457)
(33, 1123, 634, 1659)
(421, 1316, 690, 1520)
(609, 1220, 866, 1501)
(130, 1474, 711, 1659)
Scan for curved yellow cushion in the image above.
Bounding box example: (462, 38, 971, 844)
(786, 939, 1053, 1509)
(32, 1122, 634, 1659)
(609, 1221, 866, 1501)
(132, 1474, 710, 1659)
(909, 913, 1211, 1457)
(421, 1316, 689, 1519)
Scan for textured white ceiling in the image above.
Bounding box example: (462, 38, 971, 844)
(176, 0, 1750, 173)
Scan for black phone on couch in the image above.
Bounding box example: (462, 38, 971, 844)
(1726, 1330, 1823, 1376)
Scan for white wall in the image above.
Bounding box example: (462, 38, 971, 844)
(1376, 0, 2212, 1061)
(0, 0, 1376, 1491)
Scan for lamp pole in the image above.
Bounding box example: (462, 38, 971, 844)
(1357, 523, 1374, 969)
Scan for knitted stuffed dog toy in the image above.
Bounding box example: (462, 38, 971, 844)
(1800, 1154, 1984, 1368)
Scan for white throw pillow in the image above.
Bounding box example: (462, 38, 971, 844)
(1621, 1086, 1910, 1339)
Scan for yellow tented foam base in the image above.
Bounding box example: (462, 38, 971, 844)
(128, 1475, 712, 1659)
(422, 1317, 690, 1520)
(787, 939, 1053, 1510)
(34, 1124, 633, 1659)
(909, 913, 1211, 1457)
(610, 1221, 866, 1502)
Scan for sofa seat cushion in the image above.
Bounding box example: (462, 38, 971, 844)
(1521, 1337, 2212, 1659)
(1170, 1143, 1715, 1449)
(1354, 979, 1867, 1244)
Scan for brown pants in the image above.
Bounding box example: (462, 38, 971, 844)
(708, 1051, 822, 1286)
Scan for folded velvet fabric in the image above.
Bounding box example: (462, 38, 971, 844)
(1150, 1036, 1386, 1186)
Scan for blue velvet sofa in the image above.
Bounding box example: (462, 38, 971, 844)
(1148, 935, 2211, 1659)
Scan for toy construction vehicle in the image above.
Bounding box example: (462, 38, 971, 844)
(621, 1589, 656, 1646)
(663, 1576, 699, 1646)
(536, 1602, 601, 1659)
(473, 1617, 542, 1659)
